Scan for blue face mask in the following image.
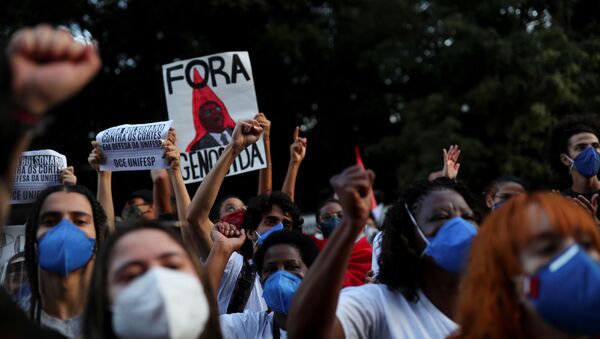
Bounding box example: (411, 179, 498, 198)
(405, 204, 477, 273)
(524, 244, 600, 336)
(568, 146, 600, 178)
(262, 270, 302, 315)
(319, 216, 342, 239)
(256, 223, 284, 247)
(36, 219, 96, 277)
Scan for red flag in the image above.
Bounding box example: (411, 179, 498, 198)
(354, 146, 377, 210)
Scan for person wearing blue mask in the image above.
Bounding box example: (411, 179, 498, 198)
(288, 168, 481, 339)
(454, 192, 600, 338)
(313, 198, 373, 287)
(22, 184, 108, 338)
(549, 114, 600, 219)
(215, 230, 318, 338)
(483, 175, 528, 212)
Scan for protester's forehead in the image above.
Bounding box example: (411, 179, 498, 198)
(109, 229, 186, 271)
(126, 197, 148, 206)
(267, 204, 291, 218)
(320, 201, 342, 214)
(40, 191, 93, 215)
(568, 132, 599, 147)
(418, 189, 470, 214)
(497, 181, 525, 194)
(264, 243, 303, 264)
(222, 197, 244, 208)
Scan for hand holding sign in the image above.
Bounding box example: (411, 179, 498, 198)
(290, 127, 307, 164)
(88, 141, 106, 172)
(231, 120, 263, 153)
(9, 24, 101, 115)
(164, 139, 182, 171)
(60, 166, 77, 186)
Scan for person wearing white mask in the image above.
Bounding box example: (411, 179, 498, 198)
(83, 220, 222, 339)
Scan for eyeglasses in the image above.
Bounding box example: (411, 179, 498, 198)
(263, 216, 293, 229)
(320, 212, 343, 222)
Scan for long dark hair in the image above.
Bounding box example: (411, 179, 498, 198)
(24, 184, 108, 322)
(83, 220, 222, 339)
(378, 177, 480, 302)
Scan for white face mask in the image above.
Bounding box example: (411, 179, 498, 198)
(112, 267, 209, 339)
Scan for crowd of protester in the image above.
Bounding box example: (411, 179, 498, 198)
(1, 24, 600, 339)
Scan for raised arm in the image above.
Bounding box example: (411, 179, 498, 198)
(205, 222, 246, 297)
(282, 127, 307, 202)
(1, 24, 100, 225)
(163, 129, 190, 222)
(287, 166, 373, 339)
(256, 113, 272, 195)
(88, 141, 115, 232)
(151, 169, 174, 217)
(185, 120, 263, 259)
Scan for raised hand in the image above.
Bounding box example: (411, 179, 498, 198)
(570, 194, 600, 224)
(60, 166, 77, 186)
(88, 141, 106, 172)
(163, 139, 182, 170)
(9, 24, 101, 115)
(442, 145, 461, 180)
(254, 113, 271, 140)
(210, 221, 247, 253)
(231, 119, 263, 152)
(290, 126, 307, 163)
(330, 165, 375, 232)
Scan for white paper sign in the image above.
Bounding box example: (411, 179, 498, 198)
(11, 150, 67, 204)
(162, 51, 266, 184)
(96, 120, 173, 171)
(0, 225, 25, 271)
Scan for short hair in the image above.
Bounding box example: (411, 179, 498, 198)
(211, 194, 243, 221)
(378, 177, 480, 302)
(25, 184, 108, 322)
(83, 220, 222, 339)
(242, 191, 303, 233)
(548, 114, 600, 175)
(253, 231, 319, 275)
(453, 192, 600, 339)
(315, 198, 341, 219)
(483, 175, 529, 198)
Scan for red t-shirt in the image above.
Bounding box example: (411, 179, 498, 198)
(311, 235, 373, 287)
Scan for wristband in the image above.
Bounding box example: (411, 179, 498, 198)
(14, 109, 41, 127)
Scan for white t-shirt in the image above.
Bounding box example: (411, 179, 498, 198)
(19, 296, 82, 338)
(336, 284, 458, 339)
(217, 252, 267, 314)
(220, 310, 287, 339)
(371, 231, 383, 276)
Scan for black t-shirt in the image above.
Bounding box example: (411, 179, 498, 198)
(0, 289, 66, 339)
(561, 187, 600, 219)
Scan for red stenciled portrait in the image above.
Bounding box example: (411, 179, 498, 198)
(186, 68, 236, 152)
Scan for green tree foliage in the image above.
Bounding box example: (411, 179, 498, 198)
(2, 0, 600, 209)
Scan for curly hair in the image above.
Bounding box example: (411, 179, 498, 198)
(452, 192, 600, 339)
(548, 114, 600, 175)
(253, 231, 319, 275)
(377, 177, 480, 302)
(83, 220, 222, 339)
(241, 191, 303, 233)
(24, 184, 108, 322)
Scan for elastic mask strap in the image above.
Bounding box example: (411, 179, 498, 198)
(564, 155, 574, 174)
(404, 203, 430, 258)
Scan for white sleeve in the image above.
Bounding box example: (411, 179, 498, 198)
(371, 231, 383, 275)
(219, 311, 262, 339)
(217, 252, 243, 314)
(336, 286, 379, 339)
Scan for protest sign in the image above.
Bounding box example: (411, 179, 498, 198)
(96, 120, 173, 171)
(11, 150, 67, 204)
(0, 225, 25, 271)
(162, 51, 266, 184)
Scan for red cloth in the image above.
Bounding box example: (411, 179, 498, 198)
(310, 236, 372, 287)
